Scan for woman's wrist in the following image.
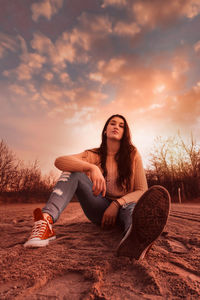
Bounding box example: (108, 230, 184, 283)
(112, 200, 121, 209)
(83, 163, 96, 172)
(115, 198, 126, 207)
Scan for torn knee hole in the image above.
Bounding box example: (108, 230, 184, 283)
(53, 188, 63, 196)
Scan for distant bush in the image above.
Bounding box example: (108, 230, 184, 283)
(147, 133, 200, 202)
(0, 139, 57, 202)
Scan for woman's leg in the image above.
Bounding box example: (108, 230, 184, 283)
(42, 172, 110, 224)
(24, 172, 110, 248)
(117, 203, 136, 235)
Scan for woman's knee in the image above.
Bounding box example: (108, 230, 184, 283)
(57, 171, 83, 182)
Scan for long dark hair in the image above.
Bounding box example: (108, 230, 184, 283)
(91, 114, 136, 191)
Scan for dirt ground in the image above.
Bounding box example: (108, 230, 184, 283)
(0, 202, 200, 300)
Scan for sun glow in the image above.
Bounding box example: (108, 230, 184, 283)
(153, 84, 166, 94)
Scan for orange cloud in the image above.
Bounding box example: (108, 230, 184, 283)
(41, 83, 75, 105)
(170, 84, 200, 125)
(78, 13, 112, 35)
(0, 33, 18, 58)
(29, 13, 112, 71)
(4, 52, 46, 81)
(172, 51, 190, 79)
(69, 29, 91, 51)
(43, 72, 54, 81)
(31, 0, 63, 22)
(101, 0, 127, 8)
(9, 84, 27, 96)
(31, 32, 76, 68)
(113, 21, 141, 36)
(194, 40, 200, 54)
(89, 58, 126, 85)
(55, 36, 76, 64)
(90, 57, 126, 83)
(59, 72, 70, 83)
(132, 0, 200, 29)
(86, 48, 192, 127)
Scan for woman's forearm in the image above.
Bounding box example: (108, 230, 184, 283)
(54, 155, 94, 173)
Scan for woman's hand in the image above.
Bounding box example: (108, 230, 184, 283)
(101, 202, 120, 229)
(88, 165, 106, 197)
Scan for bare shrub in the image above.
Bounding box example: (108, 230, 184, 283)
(0, 140, 19, 193)
(147, 133, 200, 201)
(0, 139, 57, 202)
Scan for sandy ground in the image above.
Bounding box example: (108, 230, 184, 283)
(0, 202, 200, 300)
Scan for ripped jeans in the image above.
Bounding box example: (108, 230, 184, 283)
(42, 172, 136, 233)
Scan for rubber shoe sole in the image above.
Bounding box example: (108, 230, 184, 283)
(117, 185, 171, 260)
(24, 236, 56, 248)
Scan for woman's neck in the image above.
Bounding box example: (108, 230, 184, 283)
(107, 139, 120, 155)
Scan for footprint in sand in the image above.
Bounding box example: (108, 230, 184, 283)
(24, 272, 91, 300)
(167, 239, 189, 254)
(169, 261, 200, 283)
(160, 235, 189, 254)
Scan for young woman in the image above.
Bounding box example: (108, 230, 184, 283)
(24, 114, 170, 260)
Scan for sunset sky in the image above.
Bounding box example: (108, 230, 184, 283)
(1, 0, 200, 175)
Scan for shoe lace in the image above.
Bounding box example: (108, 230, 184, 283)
(30, 219, 52, 239)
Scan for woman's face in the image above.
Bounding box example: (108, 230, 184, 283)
(105, 116, 125, 141)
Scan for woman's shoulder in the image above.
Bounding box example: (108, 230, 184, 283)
(82, 148, 100, 164)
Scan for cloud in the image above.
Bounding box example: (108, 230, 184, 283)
(55, 35, 76, 64)
(194, 40, 200, 54)
(171, 51, 190, 79)
(37, 81, 107, 122)
(183, 0, 200, 18)
(113, 21, 141, 36)
(101, 0, 127, 8)
(9, 84, 27, 96)
(89, 72, 105, 84)
(72, 88, 107, 108)
(27, 83, 37, 94)
(4, 51, 46, 81)
(31, 0, 63, 22)
(43, 72, 54, 81)
(64, 107, 95, 125)
(62, 13, 113, 60)
(31, 32, 54, 54)
(14, 64, 33, 80)
(132, 0, 200, 29)
(69, 28, 91, 51)
(96, 57, 126, 79)
(171, 84, 200, 125)
(31, 32, 76, 68)
(59, 72, 70, 83)
(2, 35, 47, 81)
(78, 13, 112, 35)
(87, 48, 192, 122)
(89, 58, 126, 85)
(31, 14, 112, 69)
(28, 12, 117, 72)
(0, 33, 18, 58)
(41, 83, 75, 105)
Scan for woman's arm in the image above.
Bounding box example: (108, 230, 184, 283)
(117, 151, 148, 205)
(55, 152, 94, 173)
(54, 152, 106, 197)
